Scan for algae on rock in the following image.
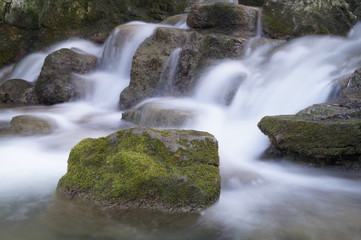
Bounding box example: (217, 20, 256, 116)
(57, 127, 221, 212)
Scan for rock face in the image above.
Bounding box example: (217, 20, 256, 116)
(57, 127, 221, 212)
(34, 48, 97, 105)
(345, 0, 361, 19)
(122, 101, 195, 128)
(187, 2, 259, 36)
(119, 25, 249, 110)
(258, 68, 361, 169)
(0, 115, 54, 135)
(0, 0, 196, 66)
(0, 79, 38, 105)
(263, 0, 357, 39)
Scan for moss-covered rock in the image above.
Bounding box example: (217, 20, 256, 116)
(263, 0, 357, 39)
(187, 2, 259, 36)
(0, 115, 54, 135)
(122, 101, 195, 128)
(345, 0, 361, 19)
(119, 27, 247, 110)
(0, 79, 38, 105)
(258, 67, 361, 169)
(57, 127, 221, 212)
(34, 48, 97, 105)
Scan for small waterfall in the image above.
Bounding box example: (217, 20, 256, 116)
(6, 39, 103, 82)
(157, 47, 182, 96)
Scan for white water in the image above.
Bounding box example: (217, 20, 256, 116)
(1, 19, 361, 240)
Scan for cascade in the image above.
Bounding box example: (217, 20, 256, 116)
(0, 9, 361, 240)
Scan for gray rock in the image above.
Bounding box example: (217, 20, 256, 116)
(263, 0, 357, 39)
(0, 79, 38, 105)
(0, 115, 54, 135)
(34, 48, 97, 105)
(122, 101, 195, 128)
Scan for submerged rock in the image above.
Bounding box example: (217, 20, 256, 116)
(57, 127, 220, 212)
(258, 68, 361, 169)
(122, 101, 195, 128)
(0, 115, 54, 135)
(0, 79, 38, 105)
(263, 0, 357, 39)
(34, 48, 97, 105)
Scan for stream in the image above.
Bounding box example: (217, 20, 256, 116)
(1, 15, 361, 240)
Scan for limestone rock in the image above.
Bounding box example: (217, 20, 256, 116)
(57, 127, 221, 212)
(34, 48, 97, 105)
(263, 0, 357, 39)
(0, 79, 38, 105)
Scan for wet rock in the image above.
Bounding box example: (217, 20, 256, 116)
(187, 2, 259, 36)
(57, 127, 221, 212)
(122, 101, 195, 128)
(263, 0, 357, 39)
(34, 48, 97, 105)
(119, 27, 247, 110)
(0, 115, 54, 135)
(0, 79, 38, 105)
(258, 68, 361, 169)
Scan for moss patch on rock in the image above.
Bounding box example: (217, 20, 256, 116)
(57, 127, 221, 212)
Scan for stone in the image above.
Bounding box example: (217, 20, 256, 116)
(34, 48, 97, 105)
(0, 115, 54, 135)
(263, 0, 357, 39)
(0, 79, 38, 105)
(122, 101, 195, 128)
(187, 2, 259, 36)
(57, 127, 221, 212)
(258, 67, 361, 169)
(119, 27, 247, 110)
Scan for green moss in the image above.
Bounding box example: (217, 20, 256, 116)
(58, 127, 220, 211)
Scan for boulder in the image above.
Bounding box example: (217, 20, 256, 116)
(0, 115, 54, 135)
(119, 27, 248, 110)
(57, 127, 221, 212)
(0, 79, 38, 105)
(258, 68, 361, 169)
(263, 0, 357, 39)
(187, 2, 259, 36)
(122, 101, 195, 128)
(34, 48, 97, 105)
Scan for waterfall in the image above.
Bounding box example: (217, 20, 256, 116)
(1, 14, 361, 240)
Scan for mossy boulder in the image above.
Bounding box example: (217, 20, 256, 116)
(57, 127, 221, 212)
(0, 115, 54, 135)
(122, 101, 195, 128)
(34, 48, 97, 105)
(119, 27, 247, 110)
(187, 2, 259, 36)
(258, 68, 361, 169)
(345, 0, 361, 19)
(0, 79, 38, 105)
(263, 0, 357, 39)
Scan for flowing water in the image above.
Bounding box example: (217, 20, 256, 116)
(1, 15, 361, 240)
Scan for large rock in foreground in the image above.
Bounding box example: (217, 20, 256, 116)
(263, 0, 356, 39)
(57, 127, 221, 212)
